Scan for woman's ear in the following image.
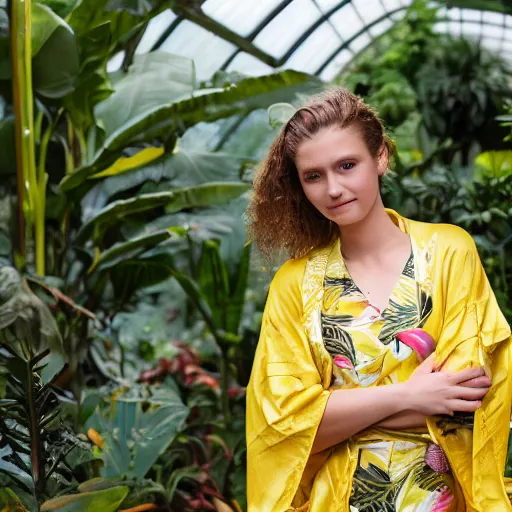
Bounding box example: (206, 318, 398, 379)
(377, 145, 389, 176)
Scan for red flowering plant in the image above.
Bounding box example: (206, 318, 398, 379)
(135, 341, 246, 511)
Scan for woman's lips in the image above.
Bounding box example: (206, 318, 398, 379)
(328, 198, 357, 210)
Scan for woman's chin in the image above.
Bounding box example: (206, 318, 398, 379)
(327, 207, 368, 227)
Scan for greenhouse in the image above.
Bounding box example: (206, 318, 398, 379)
(0, 0, 511, 509)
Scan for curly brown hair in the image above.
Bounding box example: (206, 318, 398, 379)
(246, 87, 395, 260)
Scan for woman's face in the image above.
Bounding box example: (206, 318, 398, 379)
(295, 124, 387, 227)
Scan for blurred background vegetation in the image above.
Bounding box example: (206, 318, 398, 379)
(0, 0, 510, 510)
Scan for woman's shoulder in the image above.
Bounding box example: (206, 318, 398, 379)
(408, 218, 477, 253)
(272, 254, 309, 289)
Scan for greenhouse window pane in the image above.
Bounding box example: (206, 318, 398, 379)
(313, 0, 343, 12)
(349, 32, 372, 54)
(479, 24, 504, 40)
(253, 0, 321, 58)
(502, 40, 512, 53)
(434, 21, 449, 34)
(507, 15, 512, 28)
(352, 0, 386, 25)
(461, 9, 482, 23)
(330, 3, 365, 41)
(382, 0, 404, 11)
(107, 51, 124, 72)
(390, 9, 406, 22)
(460, 22, 482, 39)
(136, 10, 177, 54)
(161, 21, 236, 81)
(319, 49, 352, 80)
(482, 11, 506, 26)
(285, 22, 342, 74)
(482, 37, 502, 52)
(202, 0, 280, 37)
(368, 16, 393, 38)
(226, 52, 275, 76)
(447, 7, 462, 21)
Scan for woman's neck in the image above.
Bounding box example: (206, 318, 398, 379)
(339, 198, 406, 261)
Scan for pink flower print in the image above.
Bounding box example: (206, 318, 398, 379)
(396, 328, 436, 362)
(425, 443, 451, 473)
(432, 485, 454, 511)
(333, 355, 354, 369)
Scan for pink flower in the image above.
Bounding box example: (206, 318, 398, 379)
(333, 355, 354, 369)
(432, 485, 454, 511)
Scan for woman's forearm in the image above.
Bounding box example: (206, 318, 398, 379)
(374, 410, 427, 430)
(311, 383, 410, 454)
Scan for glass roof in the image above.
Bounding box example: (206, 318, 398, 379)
(109, 0, 512, 82)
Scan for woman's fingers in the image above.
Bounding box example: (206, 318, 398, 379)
(459, 375, 492, 388)
(416, 353, 436, 373)
(448, 399, 482, 413)
(449, 366, 486, 384)
(453, 385, 489, 401)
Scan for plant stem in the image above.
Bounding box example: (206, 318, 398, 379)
(10, 0, 42, 274)
(219, 348, 231, 428)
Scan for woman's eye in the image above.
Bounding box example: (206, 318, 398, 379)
(304, 173, 320, 182)
(340, 162, 355, 171)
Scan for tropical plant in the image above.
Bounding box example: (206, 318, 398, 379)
(0, 264, 88, 510)
(415, 37, 511, 164)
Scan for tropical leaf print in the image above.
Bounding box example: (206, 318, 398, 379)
(350, 457, 447, 511)
(350, 463, 406, 512)
(435, 411, 475, 435)
(321, 312, 357, 366)
(324, 276, 360, 296)
(380, 288, 433, 346)
(380, 297, 419, 345)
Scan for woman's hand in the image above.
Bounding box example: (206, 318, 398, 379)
(401, 354, 491, 416)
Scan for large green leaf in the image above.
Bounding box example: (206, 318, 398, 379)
(59, 70, 321, 191)
(32, 4, 79, 98)
(86, 384, 189, 478)
(39, 0, 79, 18)
(91, 228, 175, 273)
(104, 0, 163, 16)
(196, 240, 251, 337)
(78, 183, 249, 245)
(73, 147, 254, 207)
(63, 21, 113, 134)
(0, 487, 30, 510)
(227, 243, 251, 335)
(95, 52, 196, 137)
(475, 150, 512, 179)
(66, 0, 140, 41)
(77, 190, 176, 244)
(0, 446, 33, 492)
(0, 266, 65, 384)
(165, 182, 250, 214)
(40, 485, 129, 511)
(197, 240, 230, 331)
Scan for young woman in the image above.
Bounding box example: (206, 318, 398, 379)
(245, 88, 512, 512)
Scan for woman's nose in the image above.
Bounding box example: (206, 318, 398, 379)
(327, 174, 343, 199)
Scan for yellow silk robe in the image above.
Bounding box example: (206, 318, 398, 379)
(246, 209, 512, 511)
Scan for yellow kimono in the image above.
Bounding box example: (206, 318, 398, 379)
(246, 209, 512, 512)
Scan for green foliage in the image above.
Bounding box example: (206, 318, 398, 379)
(40, 484, 129, 511)
(416, 37, 510, 162)
(339, 0, 439, 127)
(85, 382, 189, 479)
(2, 0, 511, 508)
(0, 265, 87, 508)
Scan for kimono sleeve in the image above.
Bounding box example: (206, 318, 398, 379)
(246, 258, 331, 512)
(427, 226, 512, 511)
